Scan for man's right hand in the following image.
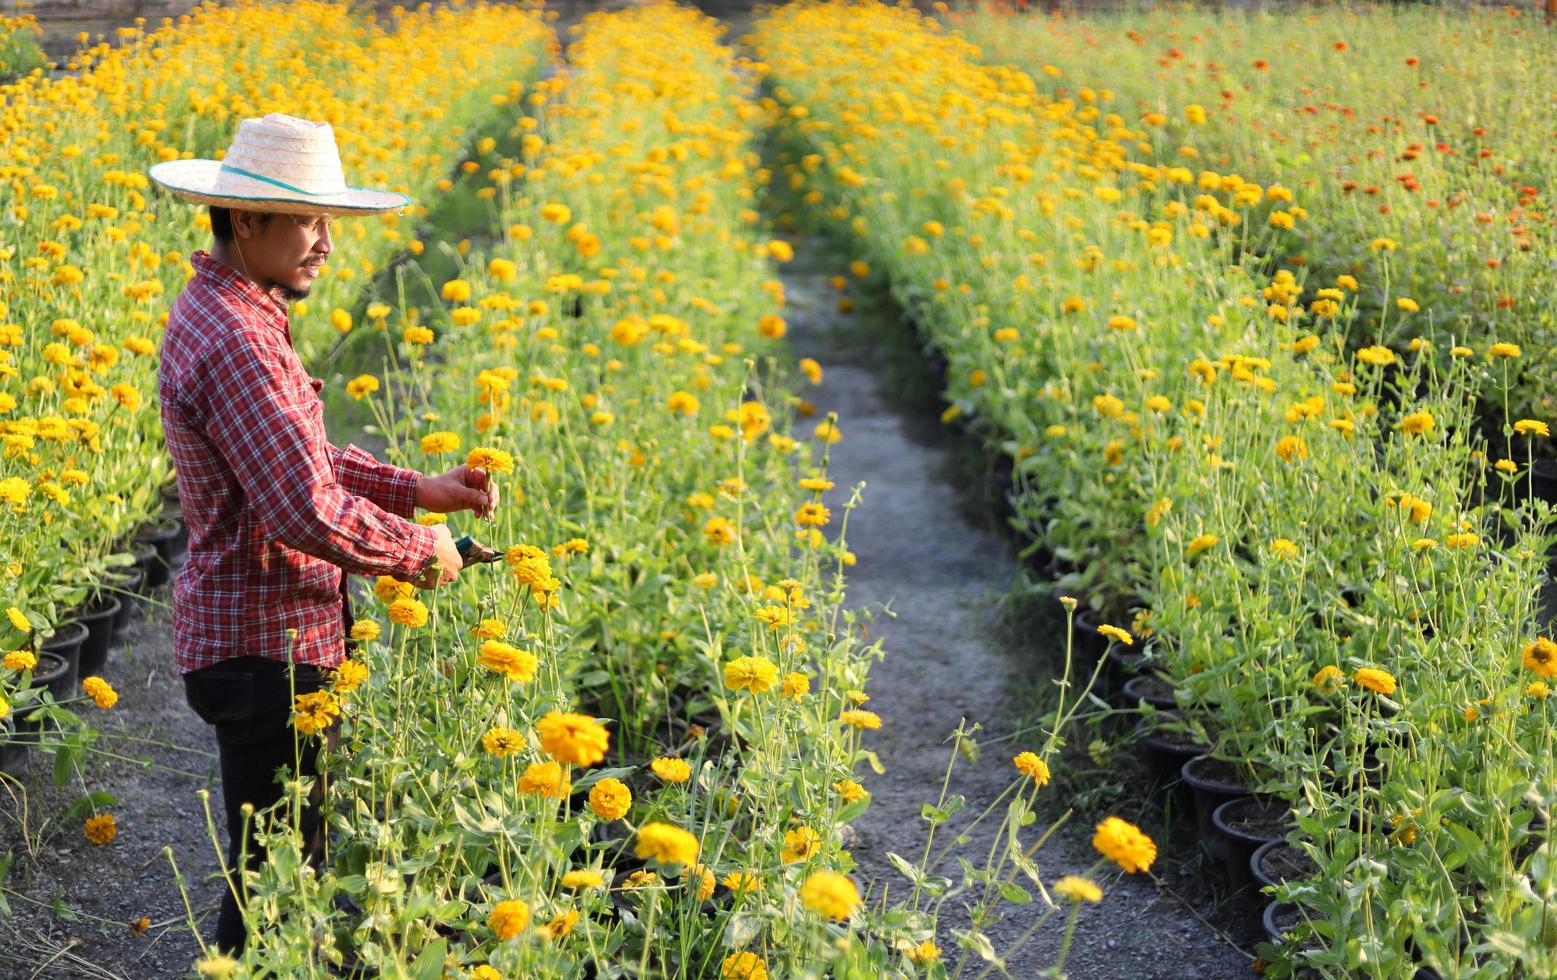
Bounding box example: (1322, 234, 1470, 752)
(412, 524, 462, 590)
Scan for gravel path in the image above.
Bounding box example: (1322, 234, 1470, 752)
(0, 583, 224, 980)
(785, 246, 1258, 979)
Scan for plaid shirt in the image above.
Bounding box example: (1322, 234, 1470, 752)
(159, 251, 437, 674)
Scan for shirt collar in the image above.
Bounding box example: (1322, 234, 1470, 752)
(191, 250, 291, 327)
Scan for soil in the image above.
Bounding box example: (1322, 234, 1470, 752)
(781, 244, 1257, 977)
(0, 584, 225, 980)
(1183, 756, 1249, 794)
(1218, 798, 1292, 844)
(1254, 842, 1317, 887)
(1122, 675, 1178, 711)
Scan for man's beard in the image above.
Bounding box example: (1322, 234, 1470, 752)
(277, 282, 310, 303)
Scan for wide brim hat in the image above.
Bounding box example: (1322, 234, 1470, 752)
(148, 113, 411, 217)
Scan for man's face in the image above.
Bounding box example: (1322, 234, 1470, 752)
(231, 210, 333, 302)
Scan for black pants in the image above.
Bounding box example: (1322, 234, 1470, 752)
(184, 656, 330, 954)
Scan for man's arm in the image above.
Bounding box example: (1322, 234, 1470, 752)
(196, 331, 438, 578)
(327, 442, 421, 519)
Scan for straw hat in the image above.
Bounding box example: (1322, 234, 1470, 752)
(148, 113, 411, 217)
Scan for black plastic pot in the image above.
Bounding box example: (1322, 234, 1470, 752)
(14, 650, 75, 744)
(0, 716, 29, 780)
(74, 595, 121, 677)
(1250, 838, 1317, 893)
(130, 540, 161, 592)
(161, 505, 189, 562)
(1262, 901, 1308, 944)
(135, 519, 182, 588)
(39, 622, 87, 701)
(105, 565, 145, 642)
(1134, 714, 1209, 785)
(1182, 755, 1249, 858)
(1213, 796, 1291, 896)
(1105, 643, 1157, 680)
(1121, 674, 1177, 711)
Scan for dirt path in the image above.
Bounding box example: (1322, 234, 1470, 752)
(0, 587, 223, 980)
(784, 247, 1256, 979)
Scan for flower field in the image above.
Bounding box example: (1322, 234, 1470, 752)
(754, 2, 1554, 977)
(3, 0, 1553, 977)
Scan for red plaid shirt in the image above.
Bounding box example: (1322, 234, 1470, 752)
(159, 251, 437, 674)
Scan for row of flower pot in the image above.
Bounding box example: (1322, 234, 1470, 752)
(1, 506, 186, 780)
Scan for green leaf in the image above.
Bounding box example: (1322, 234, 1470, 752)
(409, 938, 447, 980)
(999, 881, 1031, 905)
(886, 851, 925, 886)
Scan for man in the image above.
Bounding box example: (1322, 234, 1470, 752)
(149, 114, 493, 953)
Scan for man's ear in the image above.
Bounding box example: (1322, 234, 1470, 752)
(231, 210, 261, 240)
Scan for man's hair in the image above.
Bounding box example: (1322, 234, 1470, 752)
(209, 206, 272, 242)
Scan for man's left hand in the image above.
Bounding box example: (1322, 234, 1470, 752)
(416, 464, 498, 518)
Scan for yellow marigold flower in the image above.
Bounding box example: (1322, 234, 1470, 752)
(536, 711, 610, 766)
(441, 279, 473, 303)
(1271, 538, 1299, 560)
(795, 502, 831, 527)
(721, 952, 768, 980)
(1356, 345, 1396, 367)
(3, 650, 36, 672)
(293, 690, 340, 736)
(636, 821, 699, 868)
(477, 640, 537, 683)
(1354, 666, 1398, 696)
(466, 446, 515, 475)
(1527, 681, 1551, 699)
(906, 940, 942, 965)
(1107, 314, 1137, 331)
(403, 325, 435, 346)
(835, 779, 869, 803)
(1186, 533, 1218, 557)
(332, 660, 369, 695)
(800, 869, 859, 920)
(781, 825, 822, 864)
(561, 869, 605, 889)
(1396, 297, 1419, 313)
(589, 777, 632, 821)
(195, 954, 238, 978)
(781, 672, 810, 699)
(1013, 751, 1051, 786)
(420, 431, 460, 454)
(373, 576, 414, 604)
(1398, 410, 1435, 436)
(1092, 393, 1125, 418)
(470, 618, 506, 640)
(1313, 665, 1347, 694)
(84, 813, 117, 845)
(1097, 624, 1133, 646)
(79, 676, 119, 708)
(1496, 458, 1519, 475)
(691, 572, 719, 590)
(704, 516, 737, 546)
(1370, 237, 1398, 252)
(840, 709, 882, 730)
(1411, 537, 1438, 551)
(6, 607, 30, 633)
(724, 656, 778, 694)
(651, 757, 691, 783)
(518, 760, 570, 798)
(481, 726, 524, 757)
(1053, 875, 1103, 904)
(489, 899, 529, 941)
(349, 620, 381, 642)
(1515, 419, 1549, 438)
(387, 597, 429, 628)
(1488, 342, 1522, 359)
(1450, 346, 1473, 358)
(1522, 637, 1557, 679)
(1275, 435, 1308, 463)
(722, 870, 762, 894)
(1145, 497, 1171, 527)
(505, 544, 553, 589)
(813, 419, 843, 444)
(1445, 533, 1478, 549)
(1092, 816, 1157, 873)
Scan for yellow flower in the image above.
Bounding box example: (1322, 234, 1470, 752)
(1092, 816, 1156, 873)
(82, 675, 117, 709)
(794, 502, 831, 527)
(374, 576, 415, 604)
(781, 825, 822, 863)
(2, 650, 36, 672)
(1488, 342, 1522, 359)
(466, 446, 516, 475)
(387, 597, 429, 628)
(349, 620, 381, 642)
(652, 756, 692, 783)
(1445, 533, 1478, 549)
(6, 607, 30, 633)
(1398, 410, 1435, 436)
(477, 640, 537, 683)
(1356, 345, 1396, 367)
(481, 726, 524, 757)
(1271, 538, 1299, 560)
(1527, 681, 1551, 699)
(840, 708, 882, 730)
(723, 656, 778, 694)
(1053, 875, 1103, 904)
(1514, 419, 1549, 438)
(1145, 497, 1171, 527)
(1106, 314, 1137, 331)
(505, 544, 553, 590)
(84, 813, 117, 845)
(536, 711, 610, 767)
(721, 952, 768, 980)
(1313, 665, 1347, 694)
(588, 777, 632, 821)
(489, 899, 530, 941)
(704, 516, 737, 546)
(1012, 751, 1050, 786)
(906, 940, 942, 965)
(1496, 459, 1519, 475)
(195, 954, 238, 979)
(635, 821, 700, 868)
(519, 760, 570, 798)
(1097, 624, 1132, 646)
(1186, 533, 1218, 557)
(420, 431, 460, 454)
(1522, 637, 1557, 679)
(332, 660, 369, 695)
(293, 690, 340, 735)
(1275, 435, 1308, 463)
(1396, 297, 1419, 313)
(800, 869, 859, 920)
(561, 869, 605, 889)
(1354, 666, 1398, 696)
(834, 779, 869, 803)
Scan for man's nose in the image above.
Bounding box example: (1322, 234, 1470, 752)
(315, 224, 332, 254)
